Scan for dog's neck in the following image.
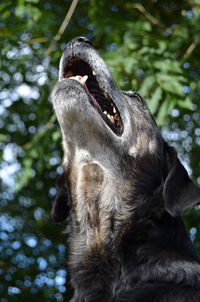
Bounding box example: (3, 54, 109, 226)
(68, 163, 200, 300)
(69, 161, 137, 248)
(66, 161, 200, 301)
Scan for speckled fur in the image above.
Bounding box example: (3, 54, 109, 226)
(51, 37, 200, 301)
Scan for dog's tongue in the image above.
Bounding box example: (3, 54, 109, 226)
(69, 75, 88, 86)
(69, 75, 101, 110)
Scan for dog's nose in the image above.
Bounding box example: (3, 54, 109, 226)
(69, 36, 93, 48)
(62, 37, 93, 56)
(75, 36, 92, 45)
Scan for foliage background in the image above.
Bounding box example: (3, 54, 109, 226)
(1, 0, 200, 301)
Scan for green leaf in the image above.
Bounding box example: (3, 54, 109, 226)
(0, 2, 11, 12)
(15, 3, 41, 20)
(158, 75, 184, 97)
(29, 148, 39, 159)
(153, 60, 182, 73)
(178, 97, 193, 110)
(52, 130, 61, 141)
(26, 0, 39, 3)
(123, 57, 137, 74)
(156, 100, 169, 126)
(142, 21, 152, 32)
(157, 41, 167, 54)
(23, 158, 33, 168)
(148, 87, 162, 114)
(158, 73, 186, 83)
(15, 4, 25, 17)
(26, 5, 42, 21)
(0, 134, 9, 143)
(138, 75, 156, 96)
(15, 168, 33, 191)
(124, 32, 138, 50)
(193, 7, 200, 17)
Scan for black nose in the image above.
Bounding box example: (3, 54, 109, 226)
(63, 37, 93, 53)
(68, 36, 93, 48)
(75, 36, 92, 45)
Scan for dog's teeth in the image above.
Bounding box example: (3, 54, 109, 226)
(107, 114, 114, 122)
(92, 70, 96, 76)
(104, 108, 119, 125)
(113, 107, 116, 114)
(104, 92, 109, 99)
(80, 75, 88, 85)
(116, 120, 122, 126)
(114, 115, 119, 121)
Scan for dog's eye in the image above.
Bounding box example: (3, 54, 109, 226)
(123, 91, 144, 102)
(123, 90, 136, 96)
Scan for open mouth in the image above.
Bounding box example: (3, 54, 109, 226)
(63, 58, 123, 135)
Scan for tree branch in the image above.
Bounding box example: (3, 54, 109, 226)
(45, 0, 79, 56)
(131, 3, 165, 28)
(26, 37, 50, 44)
(180, 39, 200, 65)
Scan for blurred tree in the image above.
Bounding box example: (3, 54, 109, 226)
(0, 0, 200, 301)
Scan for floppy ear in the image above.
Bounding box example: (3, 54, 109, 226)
(51, 173, 70, 223)
(163, 144, 200, 217)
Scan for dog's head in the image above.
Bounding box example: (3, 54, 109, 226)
(51, 37, 200, 227)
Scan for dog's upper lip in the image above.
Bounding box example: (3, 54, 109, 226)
(59, 55, 124, 136)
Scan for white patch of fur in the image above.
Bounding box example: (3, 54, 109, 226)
(99, 169, 136, 243)
(149, 139, 157, 154)
(128, 146, 138, 158)
(70, 146, 136, 248)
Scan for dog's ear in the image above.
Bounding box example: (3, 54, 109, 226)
(51, 173, 69, 223)
(163, 144, 200, 217)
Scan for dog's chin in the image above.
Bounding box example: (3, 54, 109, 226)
(52, 79, 123, 148)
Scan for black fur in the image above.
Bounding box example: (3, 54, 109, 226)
(51, 37, 200, 301)
(51, 173, 69, 223)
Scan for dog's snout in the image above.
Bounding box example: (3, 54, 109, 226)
(76, 36, 92, 45)
(62, 36, 93, 58)
(68, 36, 93, 48)
(64, 37, 93, 53)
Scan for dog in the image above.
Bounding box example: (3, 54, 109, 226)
(51, 37, 200, 301)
